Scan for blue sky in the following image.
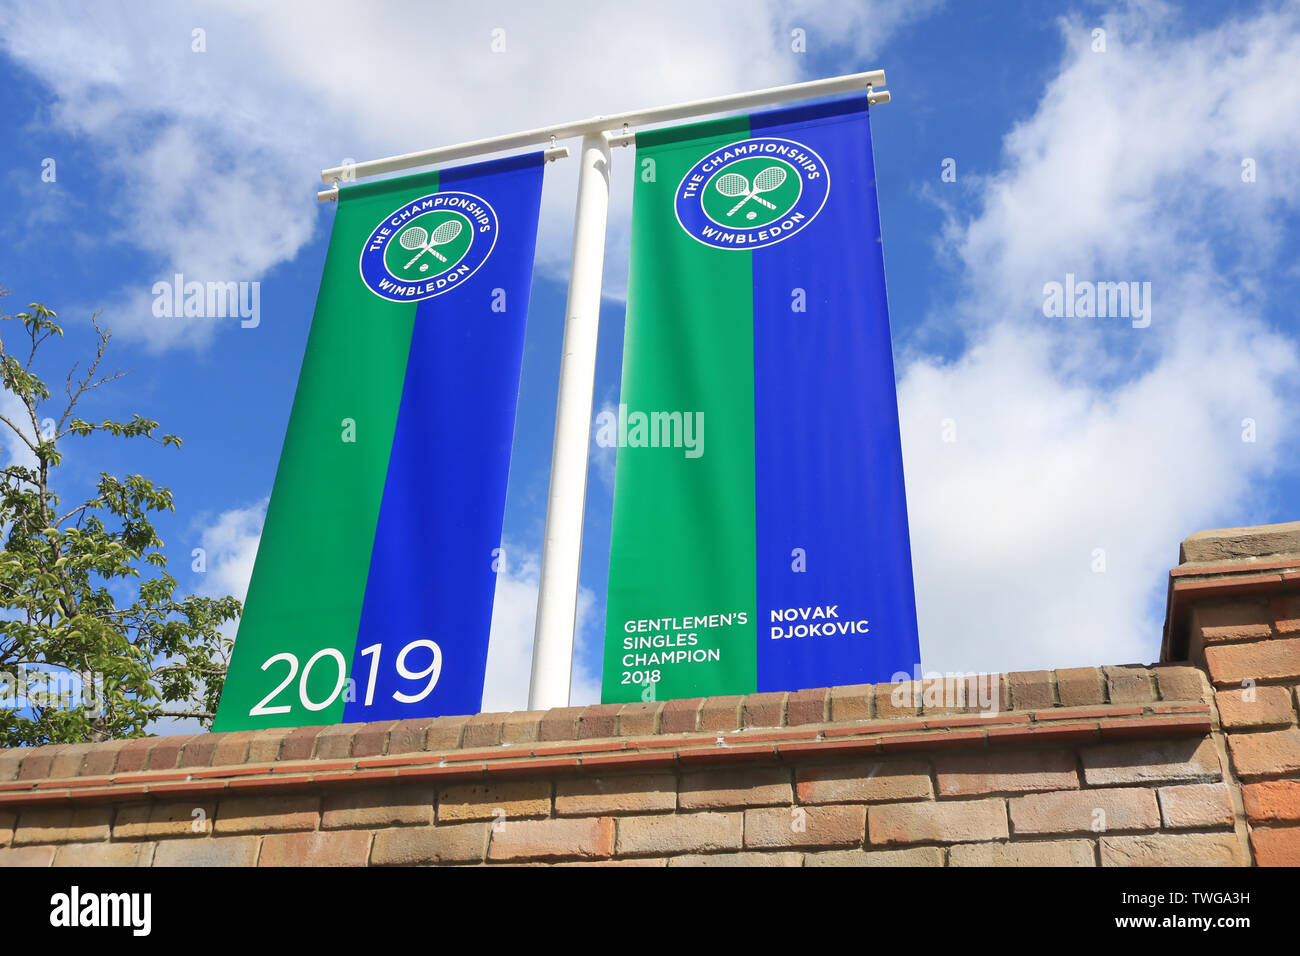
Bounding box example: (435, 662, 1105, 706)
(2, 0, 1298, 721)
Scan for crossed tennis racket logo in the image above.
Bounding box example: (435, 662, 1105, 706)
(396, 218, 464, 272)
(715, 165, 788, 219)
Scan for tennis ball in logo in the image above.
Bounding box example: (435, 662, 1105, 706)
(385, 211, 473, 279)
(702, 157, 801, 229)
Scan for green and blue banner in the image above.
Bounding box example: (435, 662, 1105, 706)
(602, 96, 919, 703)
(215, 154, 544, 731)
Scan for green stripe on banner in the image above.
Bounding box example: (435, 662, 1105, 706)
(214, 172, 436, 729)
(602, 116, 757, 704)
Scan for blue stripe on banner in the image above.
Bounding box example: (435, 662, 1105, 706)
(750, 98, 921, 691)
(343, 153, 544, 721)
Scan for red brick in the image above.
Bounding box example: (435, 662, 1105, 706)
(1205, 638, 1300, 686)
(1033, 705, 1140, 722)
(1227, 728, 1300, 778)
(1192, 600, 1274, 643)
(1098, 714, 1212, 738)
(1152, 665, 1209, 702)
(828, 684, 874, 723)
(0, 750, 26, 782)
(500, 711, 545, 745)
(698, 696, 745, 732)
(530, 740, 624, 757)
(779, 737, 880, 760)
(321, 785, 435, 829)
(214, 794, 320, 834)
(578, 752, 676, 772)
(1008, 671, 1055, 710)
(17, 745, 62, 780)
(1009, 788, 1159, 835)
(424, 716, 470, 751)
(744, 804, 865, 849)
(616, 702, 663, 736)
(919, 675, 1000, 715)
(869, 799, 1007, 845)
(1158, 783, 1235, 829)
(152, 835, 260, 866)
(211, 731, 257, 767)
(679, 767, 792, 809)
(555, 774, 676, 816)
(1241, 779, 1300, 823)
(879, 728, 986, 752)
(482, 757, 579, 777)
(742, 692, 786, 729)
(660, 698, 704, 734)
(79, 740, 129, 778)
(949, 840, 1094, 867)
(578, 704, 622, 740)
(177, 735, 221, 769)
(146, 735, 198, 771)
(53, 842, 155, 866)
(245, 728, 292, 763)
(1055, 668, 1106, 706)
(616, 812, 743, 856)
(1272, 594, 1300, 634)
(1081, 737, 1221, 786)
(989, 722, 1097, 745)
(313, 724, 362, 759)
(437, 779, 550, 821)
(538, 707, 585, 742)
(278, 725, 325, 762)
(796, 759, 932, 804)
(351, 721, 396, 758)
(1103, 666, 1156, 705)
(1100, 832, 1245, 866)
(259, 829, 372, 866)
(874, 681, 920, 719)
(936, 749, 1078, 796)
(487, 816, 614, 862)
(371, 823, 488, 864)
(385, 718, 436, 755)
(786, 688, 828, 726)
(1250, 825, 1300, 866)
(1215, 686, 1295, 729)
(48, 744, 95, 779)
(112, 738, 157, 774)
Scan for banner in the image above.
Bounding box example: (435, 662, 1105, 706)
(602, 96, 919, 703)
(215, 154, 544, 731)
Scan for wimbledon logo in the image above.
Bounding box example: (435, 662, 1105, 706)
(359, 190, 498, 302)
(675, 136, 829, 250)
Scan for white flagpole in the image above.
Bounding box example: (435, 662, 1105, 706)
(527, 132, 613, 710)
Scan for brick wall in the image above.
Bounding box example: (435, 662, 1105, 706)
(1164, 521, 1300, 867)
(1, 519, 1297, 867)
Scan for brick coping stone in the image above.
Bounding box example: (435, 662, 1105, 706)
(0, 666, 1211, 806)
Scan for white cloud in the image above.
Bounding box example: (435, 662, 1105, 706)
(195, 498, 268, 602)
(0, 390, 40, 472)
(483, 539, 601, 711)
(901, 6, 1300, 674)
(0, 0, 931, 347)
